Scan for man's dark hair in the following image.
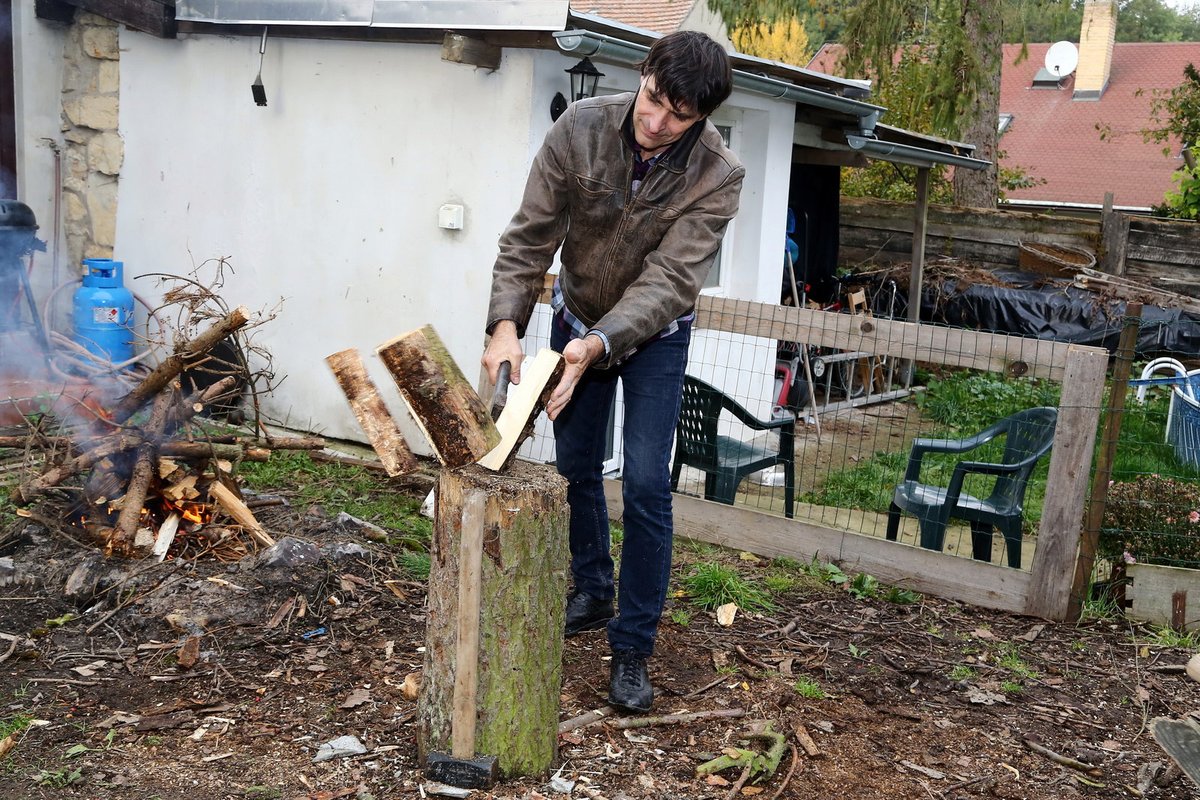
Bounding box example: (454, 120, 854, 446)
(638, 31, 733, 118)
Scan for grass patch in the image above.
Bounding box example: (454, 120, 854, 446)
(793, 676, 826, 699)
(238, 452, 431, 549)
(948, 665, 976, 682)
(0, 714, 33, 739)
(681, 562, 774, 612)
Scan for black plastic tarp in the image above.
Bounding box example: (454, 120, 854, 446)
(918, 270, 1200, 358)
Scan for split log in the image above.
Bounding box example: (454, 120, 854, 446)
(417, 462, 568, 779)
(208, 480, 275, 547)
(109, 307, 250, 424)
(477, 349, 563, 472)
(110, 386, 176, 555)
(377, 325, 500, 468)
(326, 348, 417, 476)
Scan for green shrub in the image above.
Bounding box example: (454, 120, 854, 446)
(1100, 474, 1200, 567)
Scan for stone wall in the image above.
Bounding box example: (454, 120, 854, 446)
(60, 13, 122, 271)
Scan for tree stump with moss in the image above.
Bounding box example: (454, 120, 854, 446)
(416, 461, 569, 779)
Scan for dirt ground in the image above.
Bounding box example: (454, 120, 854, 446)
(3, 465, 1200, 800)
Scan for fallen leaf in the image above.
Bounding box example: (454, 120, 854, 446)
(738, 551, 760, 562)
(71, 660, 107, 677)
(265, 596, 296, 629)
(1135, 685, 1151, 705)
(1019, 624, 1045, 642)
(177, 636, 201, 669)
(972, 628, 995, 640)
(340, 687, 371, 709)
(401, 672, 421, 701)
(741, 787, 764, 795)
(0, 732, 15, 760)
(705, 775, 731, 786)
(716, 603, 739, 627)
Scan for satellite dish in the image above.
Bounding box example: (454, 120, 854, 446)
(1045, 41, 1079, 78)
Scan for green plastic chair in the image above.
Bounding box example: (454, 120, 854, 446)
(885, 407, 1058, 567)
(670, 376, 795, 518)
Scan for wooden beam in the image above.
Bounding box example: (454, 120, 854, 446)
(34, 0, 77, 24)
(58, 0, 176, 37)
(441, 32, 501, 71)
(694, 294, 1097, 382)
(377, 325, 500, 468)
(1024, 344, 1110, 620)
(604, 480, 1031, 614)
(1099, 194, 1130, 277)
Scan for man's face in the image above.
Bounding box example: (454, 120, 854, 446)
(632, 75, 703, 157)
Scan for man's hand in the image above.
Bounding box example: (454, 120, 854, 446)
(547, 334, 605, 421)
(482, 321, 524, 385)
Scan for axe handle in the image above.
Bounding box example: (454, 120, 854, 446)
(452, 489, 487, 759)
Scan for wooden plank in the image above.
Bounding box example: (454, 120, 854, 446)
(1024, 345, 1109, 620)
(452, 489, 486, 759)
(325, 348, 418, 476)
(1127, 563, 1200, 630)
(694, 294, 1092, 382)
(1099, 198, 1130, 277)
(603, 480, 1030, 614)
(377, 325, 501, 468)
(477, 349, 563, 472)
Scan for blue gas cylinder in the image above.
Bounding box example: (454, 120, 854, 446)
(73, 258, 135, 364)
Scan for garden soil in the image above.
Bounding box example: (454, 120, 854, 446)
(2, 469, 1200, 800)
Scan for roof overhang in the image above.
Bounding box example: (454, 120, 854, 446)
(175, 0, 571, 30)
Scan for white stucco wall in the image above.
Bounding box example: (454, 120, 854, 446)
(14, 21, 797, 454)
(113, 31, 545, 449)
(12, 8, 68, 304)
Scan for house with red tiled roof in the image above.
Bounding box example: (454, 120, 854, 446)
(999, 2, 1197, 211)
(570, 0, 731, 48)
(809, 0, 1200, 212)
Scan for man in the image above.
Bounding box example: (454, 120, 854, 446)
(482, 30, 743, 713)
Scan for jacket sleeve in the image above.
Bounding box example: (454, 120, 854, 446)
(485, 108, 574, 338)
(592, 164, 744, 361)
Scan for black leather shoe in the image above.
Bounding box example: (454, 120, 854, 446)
(608, 650, 653, 713)
(564, 591, 613, 636)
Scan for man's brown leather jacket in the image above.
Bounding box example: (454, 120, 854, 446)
(486, 91, 744, 364)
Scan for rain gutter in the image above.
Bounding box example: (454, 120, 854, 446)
(845, 133, 990, 171)
(552, 29, 885, 136)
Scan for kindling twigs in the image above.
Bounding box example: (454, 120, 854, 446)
(1022, 738, 1103, 776)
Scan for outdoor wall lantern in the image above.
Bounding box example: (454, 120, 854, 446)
(550, 57, 605, 121)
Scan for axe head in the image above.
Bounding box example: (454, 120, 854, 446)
(426, 750, 499, 789)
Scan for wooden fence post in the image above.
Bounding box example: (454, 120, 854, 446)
(1100, 192, 1130, 277)
(1025, 345, 1110, 620)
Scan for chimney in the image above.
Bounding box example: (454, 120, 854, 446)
(1074, 0, 1117, 100)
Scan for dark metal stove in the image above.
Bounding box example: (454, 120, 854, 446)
(0, 199, 50, 352)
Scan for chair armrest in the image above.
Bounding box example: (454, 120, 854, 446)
(719, 395, 794, 431)
(903, 424, 1005, 481)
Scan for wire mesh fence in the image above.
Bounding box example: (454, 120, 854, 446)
(513, 278, 1128, 579)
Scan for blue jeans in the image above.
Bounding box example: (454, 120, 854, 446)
(551, 317, 690, 657)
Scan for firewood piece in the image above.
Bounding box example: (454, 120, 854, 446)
(111, 387, 176, 556)
(110, 307, 250, 424)
(377, 325, 500, 468)
(326, 348, 418, 476)
(417, 462, 568, 779)
(157, 442, 271, 462)
(477, 349, 563, 472)
(792, 722, 822, 757)
(262, 436, 326, 450)
(208, 480, 275, 547)
(153, 513, 181, 562)
(11, 434, 143, 504)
